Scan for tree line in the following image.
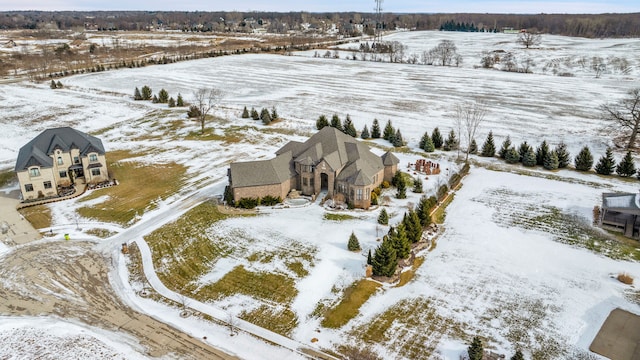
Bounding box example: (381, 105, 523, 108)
(1, 11, 639, 38)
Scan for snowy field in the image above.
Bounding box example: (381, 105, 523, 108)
(1, 30, 640, 359)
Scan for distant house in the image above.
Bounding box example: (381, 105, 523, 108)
(15, 127, 109, 201)
(228, 127, 399, 209)
(599, 192, 640, 239)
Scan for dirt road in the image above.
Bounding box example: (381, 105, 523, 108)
(0, 240, 237, 360)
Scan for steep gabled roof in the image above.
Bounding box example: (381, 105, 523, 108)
(381, 150, 400, 166)
(15, 127, 106, 171)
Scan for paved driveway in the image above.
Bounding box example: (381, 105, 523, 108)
(591, 308, 640, 360)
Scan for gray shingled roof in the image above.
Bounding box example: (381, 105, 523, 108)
(231, 127, 389, 189)
(15, 127, 106, 172)
(230, 152, 295, 188)
(381, 151, 400, 166)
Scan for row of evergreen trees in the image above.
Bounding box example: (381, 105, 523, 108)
(419, 127, 460, 152)
(49, 80, 63, 89)
(316, 114, 358, 137)
(134, 86, 185, 108)
(242, 106, 279, 125)
(439, 20, 500, 33)
(316, 116, 408, 148)
(369, 195, 435, 277)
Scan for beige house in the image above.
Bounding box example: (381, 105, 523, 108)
(228, 127, 399, 209)
(15, 127, 109, 201)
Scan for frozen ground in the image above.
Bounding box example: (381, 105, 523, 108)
(1, 30, 639, 359)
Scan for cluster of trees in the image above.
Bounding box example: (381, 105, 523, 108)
(242, 106, 279, 125)
(316, 114, 358, 137)
(134, 85, 185, 108)
(419, 127, 459, 153)
(352, 39, 461, 67)
(468, 336, 524, 360)
(369, 195, 435, 277)
(440, 20, 498, 33)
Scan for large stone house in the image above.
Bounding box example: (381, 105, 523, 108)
(599, 192, 640, 239)
(15, 127, 109, 200)
(228, 127, 399, 209)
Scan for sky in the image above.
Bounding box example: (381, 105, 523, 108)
(1, 0, 639, 13)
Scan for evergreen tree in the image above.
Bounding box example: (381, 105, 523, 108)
(469, 138, 478, 154)
(404, 209, 423, 243)
(595, 147, 616, 175)
(481, 131, 496, 157)
(412, 177, 423, 193)
(383, 120, 395, 141)
(555, 142, 570, 168)
(343, 115, 357, 137)
(522, 148, 537, 167)
(372, 237, 397, 277)
(499, 136, 512, 159)
(543, 150, 559, 170)
(518, 142, 531, 163)
(152, 94, 159, 103)
(391, 223, 411, 259)
(158, 88, 169, 103)
(431, 127, 444, 149)
(467, 336, 484, 360)
(134, 87, 142, 100)
(371, 119, 381, 138)
(423, 136, 435, 152)
(511, 350, 524, 360)
(348, 232, 361, 251)
(378, 208, 389, 225)
(396, 178, 407, 199)
(419, 131, 430, 149)
(536, 140, 550, 166)
(168, 97, 176, 107)
(443, 129, 458, 151)
(367, 249, 372, 265)
(176, 93, 184, 107)
(616, 151, 636, 177)
(331, 114, 343, 131)
(241, 106, 250, 118)
(316, 115, 329, 130)
(260, 108, 272, 125)
(574, 146, 594, 171)
(271, 107, 279, 120)
(55, 81, 63, 88)
(50, 80, 57, 89)
(141, 85, 152, 100)
(416, 196, 433, 228)
(361, 125, 370, 139)
(505, 147, 520, 164)
(251, 107, 260, 120)
(393, 129, 404, 147)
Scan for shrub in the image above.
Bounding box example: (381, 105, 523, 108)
(377, 208, 389, 225)
(449, 173, 461, 188)
(261, 195, 281, 206)
(348, 232, 361, 251)
(187, 105, 201, 118)
(437, 184, 449, 201)
(381, 181, 390, 189)
(237, 197, 259, 209)
(617, 272, 634, 285)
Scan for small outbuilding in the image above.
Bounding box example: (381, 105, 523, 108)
(599, 192, 640, 239)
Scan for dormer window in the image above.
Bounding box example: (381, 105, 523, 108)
(29, 168, 40, 177)
(89, 153, 98, 162)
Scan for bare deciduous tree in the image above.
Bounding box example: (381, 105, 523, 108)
(455, 99, 488, 162)
(517, 31, 542, 49)
(432, 40, 457, 66)
(601, 88, 640, 149)
(192, 88, 222, 134)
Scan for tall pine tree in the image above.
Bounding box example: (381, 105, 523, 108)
(241, 106, 250, 118)
(536, 140, 550, 166)
(518, 142, 531, 163)
(443, 129, 458, 151)
(616, 151, 636, 177)
(391, 224, 411, 259)
(423, 136, 435, 152)
(316, 115, 329, 130)
(469, 139, 478, 154)
(543, 150, 559, 170)
(505, 147, 520, 164)
(412, 177, 423, 193)
(393, 129, 404, 147)
(134, 87, 142, 100)
(383, 120, 395, 141)
(499, 136, 512, 159)
(431, 127, 444, 149)
(595, 147, 616, 175)
(330, 114, 343, 131)
(574, 146, 594, 171)
(467, 336, 484, 360)
(343, 115, 357, 137)
(522, 148, 537, 167)
(378, 208, 389, 225)
(419, 131, 430, 149)
(371, 119, 381, 138)
(555, 142, 570, 168)
(348, 232, 361, 251)
(415, 196, 433, 228)
(372, 237, 397, 277)
(481, 131, 496, 157)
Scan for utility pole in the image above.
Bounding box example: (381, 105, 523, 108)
(374, 0, 383, 43)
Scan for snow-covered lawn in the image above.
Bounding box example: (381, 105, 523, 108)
(1, 30, 639, 359)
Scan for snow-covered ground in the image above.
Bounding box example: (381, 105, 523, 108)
(1, 30, 639, 359)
